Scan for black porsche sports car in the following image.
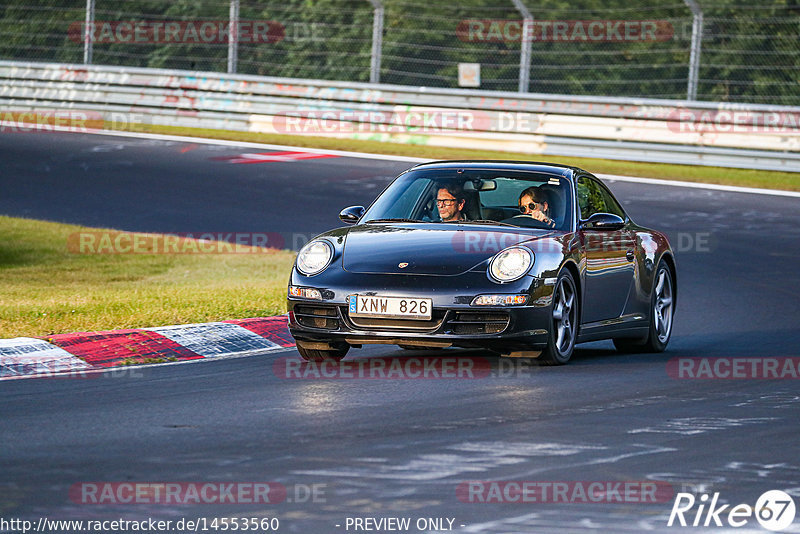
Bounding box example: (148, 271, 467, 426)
(287, 161, 675, 365)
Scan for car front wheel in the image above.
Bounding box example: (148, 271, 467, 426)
(540, 269, 579, 365)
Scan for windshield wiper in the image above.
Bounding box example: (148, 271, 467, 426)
(466, 219, 519, 227)
(441, 219, 519, 227)
(364, 218, 422, 224)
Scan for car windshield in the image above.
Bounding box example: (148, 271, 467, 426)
(361, 168, 573, 231)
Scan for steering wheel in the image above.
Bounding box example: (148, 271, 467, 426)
(501, 214, 554, 229)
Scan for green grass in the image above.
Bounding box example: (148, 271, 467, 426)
(125, 123, 800, 191)
(0, 215, 295, 338)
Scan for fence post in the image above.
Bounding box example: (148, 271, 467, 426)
(683, 0, 703, 101)
(511, 0, 532, 93)
(83, 0, 94, 64)
(228, 0, 239, 74)
(368, 0, 384, 84)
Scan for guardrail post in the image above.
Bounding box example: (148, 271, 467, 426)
(683, 0, 703, 101)
(511, 0, 533, 93)
(83, 0, 94, 64)
(228, 0, 240, 74)
(368, 0, 384, 84)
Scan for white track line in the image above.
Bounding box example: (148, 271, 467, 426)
(72, 128, 800, 198)
(82, 128, 428, 163)
(597, 173, 800, 198)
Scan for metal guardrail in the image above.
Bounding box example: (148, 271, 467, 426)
(1, 61, 799, 172)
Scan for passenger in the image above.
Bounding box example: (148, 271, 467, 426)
(518, 186, 556, 228)
(436, 184, 467, 222)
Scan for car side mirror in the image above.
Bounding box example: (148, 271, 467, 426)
(339, 205, 365, 224)
(580, 212, 625, 231)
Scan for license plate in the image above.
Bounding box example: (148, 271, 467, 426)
(348, 295, 432, 320)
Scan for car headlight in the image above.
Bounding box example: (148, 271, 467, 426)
(488, 247, 533, 282)
(296, 240, 333, 276)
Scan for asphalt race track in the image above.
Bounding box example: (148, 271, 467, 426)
(2, 132, 800, 533)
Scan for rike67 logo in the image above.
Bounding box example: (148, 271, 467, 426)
(668, 490, 796, 531)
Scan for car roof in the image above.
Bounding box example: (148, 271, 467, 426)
(409, 160, 584, 178)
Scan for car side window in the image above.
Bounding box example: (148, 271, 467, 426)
(596, 184, 626, 219)
(576, 176, 604, 219)
(379, 178, 431, 219)
(577, 176, 626, 220)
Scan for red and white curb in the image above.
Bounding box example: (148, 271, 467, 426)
(0, 338, 93, 377)
(0, 316, 294, 380)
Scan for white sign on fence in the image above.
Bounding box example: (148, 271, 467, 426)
(458, 63, 480, 88)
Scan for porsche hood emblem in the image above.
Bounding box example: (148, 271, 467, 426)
(398, 262, 409, 268)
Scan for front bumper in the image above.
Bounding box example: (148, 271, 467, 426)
(287, 299, 553, 352)
(286, 266, 558, 352)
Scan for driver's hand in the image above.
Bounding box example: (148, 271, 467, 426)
(531, 211, 555, 227)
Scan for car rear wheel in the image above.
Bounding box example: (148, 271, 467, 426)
(540, 269, 578, 365)
(613, 260, 674, 353)
(296, 341, 349, 362)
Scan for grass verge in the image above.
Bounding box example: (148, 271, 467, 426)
(0, 215, 295, 338)
(122, 123, 800, 191)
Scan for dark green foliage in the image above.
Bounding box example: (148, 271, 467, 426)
(1, 0, 797, 104)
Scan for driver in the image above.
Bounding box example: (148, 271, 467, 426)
(518, 186, 556, 228)
(436, 184, 467, 222)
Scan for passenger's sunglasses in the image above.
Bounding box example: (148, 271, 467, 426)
(519, 201, 540, 213)
(436, 199, 457, 206)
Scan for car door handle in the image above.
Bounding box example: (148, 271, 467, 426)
(626, 249, 635, 262)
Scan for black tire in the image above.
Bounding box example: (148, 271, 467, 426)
(613, 260, 674, 354)
(296, 341, 349, 362)
(539, 269, 579, 365)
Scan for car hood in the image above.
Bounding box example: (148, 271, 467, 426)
(341, 223, 554, 276)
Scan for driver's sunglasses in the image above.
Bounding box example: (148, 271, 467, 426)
(436, 198, 457, 206)
(519, 201, 540, 213)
